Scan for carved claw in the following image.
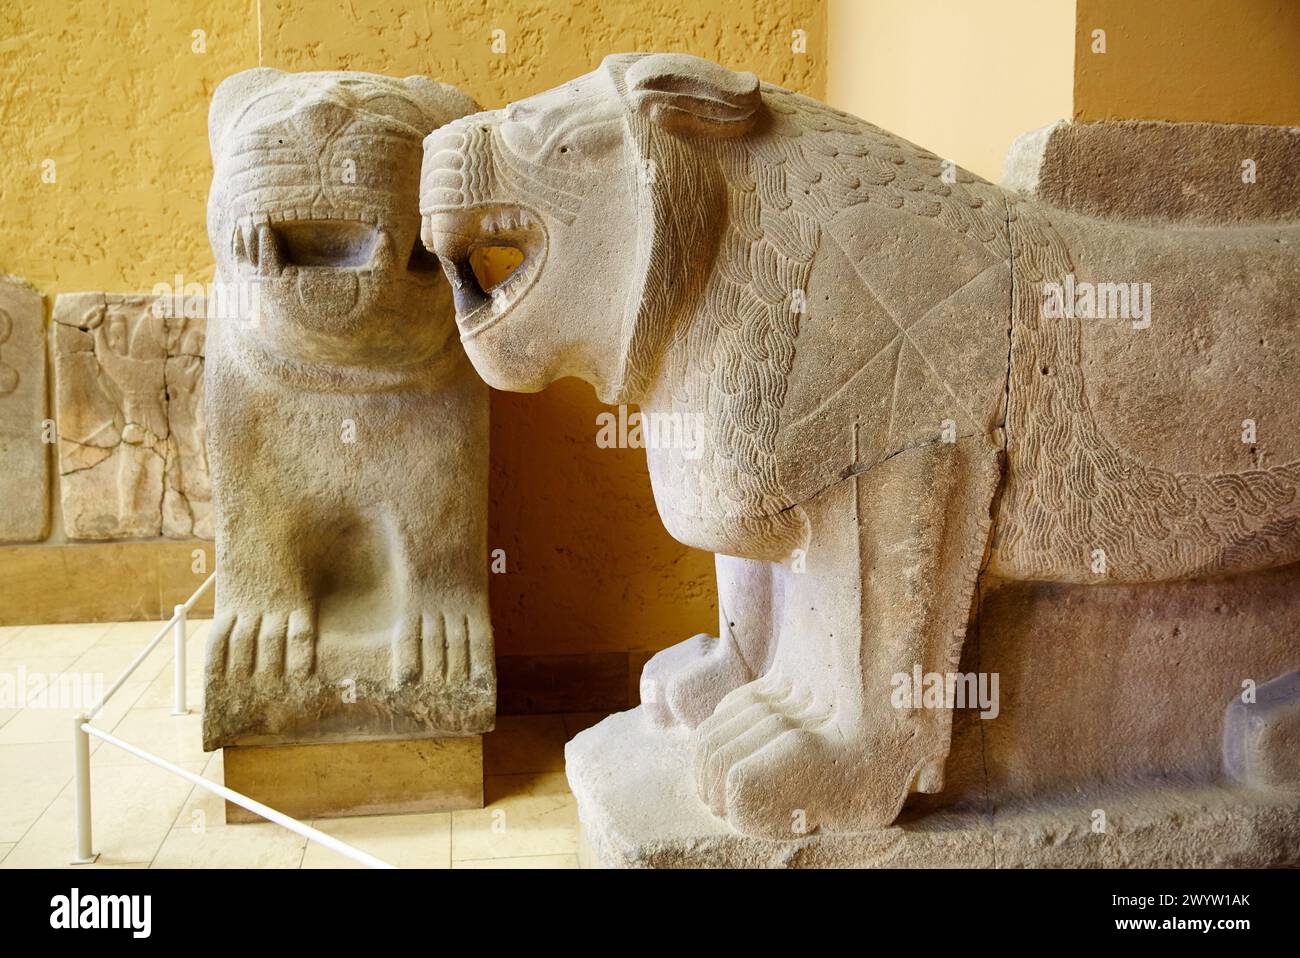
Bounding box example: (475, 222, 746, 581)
(387, 607, 494, 688)
(206, 605, 315, 681)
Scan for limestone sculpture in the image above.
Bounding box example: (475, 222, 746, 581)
(420, 54, 1300, 847)
(0, 277, 48, 543)
(52, 292, 210, 540)
(203, 70, 492, 749)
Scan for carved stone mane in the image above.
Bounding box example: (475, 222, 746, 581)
(999, 201, 1300, 580)
(632, 80, 1300, 579)
(634, 82, 1013, 553)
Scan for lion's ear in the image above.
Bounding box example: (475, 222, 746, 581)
(623, 54, 761, 139)
(401, 76, 481, 127)
(209, 67, 283, 156)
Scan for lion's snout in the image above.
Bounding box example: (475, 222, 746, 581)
(420, 118, 502, 215)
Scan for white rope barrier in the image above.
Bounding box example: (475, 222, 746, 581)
(81, 725, 393, 869)
(70, 571, 393, 869)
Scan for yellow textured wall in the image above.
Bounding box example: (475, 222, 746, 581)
(1074, 0, 1300, 125)
(825, 0, 1076, 182)
(0, 0, 827, 658)
(0, 1, 260, 293)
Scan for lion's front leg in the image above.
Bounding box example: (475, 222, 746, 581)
(204, 482, 318, 684)
(386, 507, 494, 691)
(640, 554, 777, 729)
(383, 378, 493, 693)
(692, 438, 1000, 838)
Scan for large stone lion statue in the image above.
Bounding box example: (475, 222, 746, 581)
(420, 53, 1300, 837)
(203, 69, 493, 749)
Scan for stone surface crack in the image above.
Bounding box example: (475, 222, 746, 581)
(160, 355, 173, 532)
(974, 581, 997, 867)
(1000, 203, 1015, 451)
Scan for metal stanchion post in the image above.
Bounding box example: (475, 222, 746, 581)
(71, 715, 97, 864)
(171, 604, 188, 716)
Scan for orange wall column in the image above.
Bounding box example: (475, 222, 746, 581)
(1074, 0, 1300, 125)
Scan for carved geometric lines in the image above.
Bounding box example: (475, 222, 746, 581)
(785, 223, 1010, 470)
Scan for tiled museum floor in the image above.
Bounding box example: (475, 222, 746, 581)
(0, 620, 592, 868)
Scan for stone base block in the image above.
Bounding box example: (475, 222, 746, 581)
(1002, 119, 1299, 224)
(569, 708, 1300, 868)
(223, 735, 483, 824)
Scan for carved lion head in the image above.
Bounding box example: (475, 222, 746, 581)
(208, 69, 477, 371)
(420, 53, 761, 402)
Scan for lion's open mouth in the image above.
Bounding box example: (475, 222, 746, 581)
(231, 214, 441, 277)
(230, 212, 443, 315)
(420, 204, 546, 338)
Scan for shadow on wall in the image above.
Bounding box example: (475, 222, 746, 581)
(489, 379, 717, 660)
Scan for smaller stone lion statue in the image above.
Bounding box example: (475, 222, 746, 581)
(203, 69, 493, 749)
(421, 53, 1300, 838)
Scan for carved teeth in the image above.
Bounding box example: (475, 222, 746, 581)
(437, 255, 460, 289)
(447, 255, 491, 318)
(257, 219, 291, 272)
(369, 232, 395, 271)
(478, 209, 535, 235)
(241, 221, 257, 268)
(256, 223, 286, 275)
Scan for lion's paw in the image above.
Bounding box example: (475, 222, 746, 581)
(691, 675, 945, 839)
(390, 607, 493, 687)
(206, 606, 316, 681)
(640, 632, 755, 730)
(692, 672, 818, 815)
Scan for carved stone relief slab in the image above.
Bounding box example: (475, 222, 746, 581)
(52, 292, 211, 540)
(0, 276, 50, 542)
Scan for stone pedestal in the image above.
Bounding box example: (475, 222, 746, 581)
(223, 735, 483, 824)
(571, 563, 1300, 868)
(570, 707, 1300, 869)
